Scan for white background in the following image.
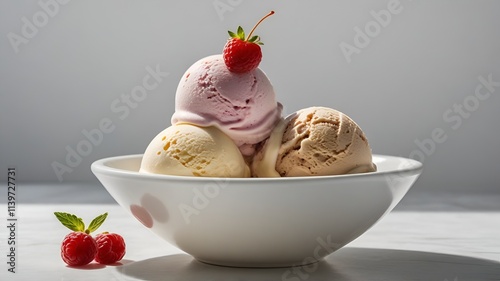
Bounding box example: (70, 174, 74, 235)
(1, 0, 499, 193)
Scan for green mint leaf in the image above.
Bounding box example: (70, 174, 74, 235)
(248, 35, 259, 43)
(54, 212, 85, 232)
(237, 26, 245, 40)
(228, 30, 237, 38)
(87, 212, 108, 233)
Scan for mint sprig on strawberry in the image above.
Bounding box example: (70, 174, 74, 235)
(223, 11, 275, 73)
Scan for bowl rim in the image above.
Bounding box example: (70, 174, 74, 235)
(91, 154, 422, 183)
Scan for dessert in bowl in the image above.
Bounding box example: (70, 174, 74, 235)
(92, 154, 421, 267)
(92, 11, 423, 267)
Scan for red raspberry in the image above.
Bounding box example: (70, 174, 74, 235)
(222, 11, 274, 73)
(223, 38, 262, 73)
(94, 232, 126, 264)
(55, 212, 109, 266)
(60, 232, 97, 266)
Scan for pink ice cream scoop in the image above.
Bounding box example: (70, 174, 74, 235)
(171, 54, 282, 156)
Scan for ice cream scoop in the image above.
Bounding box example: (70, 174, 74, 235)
(171, 54, 282, 156)
(252, 107, 376, 177)
(140, 124, 250, 177)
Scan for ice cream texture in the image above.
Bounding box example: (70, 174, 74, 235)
(140, 16, 376, 178)
(252, 107, 376, 177)
(140, 124, 250, 177)
(171, 55, 282, 156)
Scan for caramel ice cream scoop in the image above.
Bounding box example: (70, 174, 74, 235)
(252, 107, 376, 177)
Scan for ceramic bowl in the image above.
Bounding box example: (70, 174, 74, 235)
(92, 154, 422, 267)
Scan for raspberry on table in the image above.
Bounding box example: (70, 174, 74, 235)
(94, 232, 126, 264)
(55, 212, 124, 266)
(61, 232, 97, 266)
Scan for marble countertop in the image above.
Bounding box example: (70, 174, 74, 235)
(1, 184, 499, 280)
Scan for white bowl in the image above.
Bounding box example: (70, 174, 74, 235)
(92, 154, 422, 267)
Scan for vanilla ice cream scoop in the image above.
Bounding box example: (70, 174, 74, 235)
(140, 124, 250, 177)
(252, 107, 376, 177)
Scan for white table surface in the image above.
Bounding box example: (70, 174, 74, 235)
(1, 184, 499, 281)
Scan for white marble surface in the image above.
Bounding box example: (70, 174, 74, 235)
(1, 184, 499, 280)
